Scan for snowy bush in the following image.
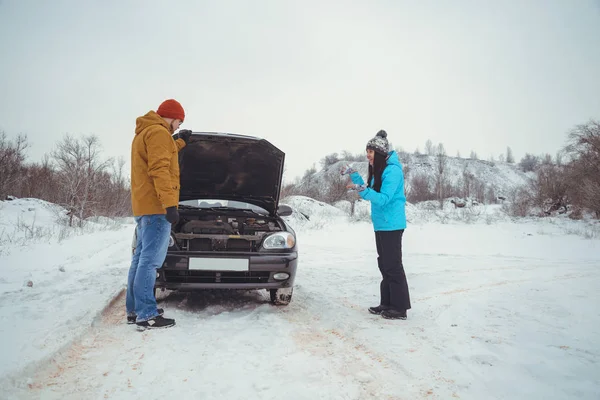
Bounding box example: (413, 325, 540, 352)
(0, 198, 131, 254)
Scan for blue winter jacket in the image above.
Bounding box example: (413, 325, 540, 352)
(350, 151, 407, 231)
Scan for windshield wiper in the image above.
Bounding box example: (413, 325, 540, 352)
(177, 205, 266, 215)
(207, 207, 264, 214)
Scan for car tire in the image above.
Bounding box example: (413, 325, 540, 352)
(154, 287, 169, 302)
(269, 287, 293, 306)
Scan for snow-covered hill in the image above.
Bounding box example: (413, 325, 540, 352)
(405, 153, 530, 196)
(294, 154, 531, 202)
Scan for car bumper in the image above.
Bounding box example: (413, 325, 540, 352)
(156, 251, 298, 290)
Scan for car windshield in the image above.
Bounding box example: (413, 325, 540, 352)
(178, 199, 268, 214)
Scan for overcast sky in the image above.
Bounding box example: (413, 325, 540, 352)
(1, 0, 599, 182)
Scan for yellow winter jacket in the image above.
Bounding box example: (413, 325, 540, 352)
(130, 111, 186, 216)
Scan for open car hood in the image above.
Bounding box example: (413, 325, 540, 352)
(178, 132, 285, 216)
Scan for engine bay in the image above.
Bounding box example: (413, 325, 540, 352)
(171, 211, 285, 252)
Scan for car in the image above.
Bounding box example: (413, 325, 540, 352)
(131, 131, 298, 305)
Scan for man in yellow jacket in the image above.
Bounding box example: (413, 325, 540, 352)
(126, 99, 191, 330)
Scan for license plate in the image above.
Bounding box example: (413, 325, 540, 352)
(188, 258, 249, 272)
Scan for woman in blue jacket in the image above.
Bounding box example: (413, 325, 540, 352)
(342, 130, 411, 320)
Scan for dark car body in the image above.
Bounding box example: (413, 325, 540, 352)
(133, 132, 298, 305)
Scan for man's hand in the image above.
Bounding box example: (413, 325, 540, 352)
(165, 206, 179, 224)
(173, 129, 192, 144)
(178, 129, 192, 144)
(340, 164, 356, 176)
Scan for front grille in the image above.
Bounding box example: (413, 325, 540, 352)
(227, 239, 252, 251)
(188, 238, 253, 252)
(189, 238, 211, 251)
(164, 270, 271, 284)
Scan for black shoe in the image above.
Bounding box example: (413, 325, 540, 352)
(136, 315, 175, 331)
(368, 305, 391, 315)
(127, 308, 164, 324)
(381, 309, 407, 320)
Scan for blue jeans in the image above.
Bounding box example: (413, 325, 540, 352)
(126, 214, 171, 322)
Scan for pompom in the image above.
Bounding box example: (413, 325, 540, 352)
(376, 130, 387, 138)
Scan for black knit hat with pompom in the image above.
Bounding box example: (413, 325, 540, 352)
(366, 130, 389, 155)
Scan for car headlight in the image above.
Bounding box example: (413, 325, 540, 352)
(168, 234, 176, 248)
(262, 232, 295, 250)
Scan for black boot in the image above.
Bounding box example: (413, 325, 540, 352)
(368, 305, 391, 315)
(127, 308, 164, 324)
(381, 309, 407, 320)
(136, 315, 175, 331)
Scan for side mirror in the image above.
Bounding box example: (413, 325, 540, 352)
(277, 204, 293, 217)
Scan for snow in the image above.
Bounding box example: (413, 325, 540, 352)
(0, 198, 68, 249)
(281, 195, 347, 230)
(1, 198, 600, 399)
(0, 199, 135, 388)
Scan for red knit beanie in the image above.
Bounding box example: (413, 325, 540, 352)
(156, 99, 185, 122)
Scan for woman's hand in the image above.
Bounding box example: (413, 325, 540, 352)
(347, 183, 367, 192)
(340, 164, 356, 175)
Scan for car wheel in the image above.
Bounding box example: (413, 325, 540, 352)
(154, 287, 169, 302)
(270, 287, 293, 306)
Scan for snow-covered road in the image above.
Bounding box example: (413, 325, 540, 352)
(3, 217, 600, 400)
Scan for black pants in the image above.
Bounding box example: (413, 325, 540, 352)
(375, 230, 411, 311)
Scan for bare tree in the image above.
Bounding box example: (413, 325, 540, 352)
(563, 119, 600, 217)
(0, 132, 131, 220)
(320, 152, 340, 168)
(469, 150, 478, 160)
(407, 173, 434, 203)
(485, 186, 496, 204)
(519, 153, 539, 172)
(396, 147, 410, 163)
(52, 134, 111, 226)
(94, 156, 131, 217)
(462, 169, 476, 198)
(437, 143, 446, 155)
(0, 132, 29, 199)
(425, 139, 434, 156)
(402, 161, 411, 187)
(506, 146, 515, 163)
(280, 182, 299, 200)
(20, 154, 59, 202)
(503, 186, 533, 217)
(530, 164, 569, 214)
(435, 143, 448, 208)
(555, 151, 563, 166)
(295, 164, 321, 201)
(541, 153, 553, 166)
(322, 172, 352, 204)
(473, 180, 486, 204)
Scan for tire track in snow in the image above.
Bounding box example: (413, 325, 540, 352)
(27, 288, 426, 400)
(332, 266, 600, 399)
(25, 289, 151, 400)
(334, 296, 464, 399)
(27, 288, 405, 400)
(416, 271, 598, 302)
(278, 288, 438, 399)
(25, 289, 128, 398)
